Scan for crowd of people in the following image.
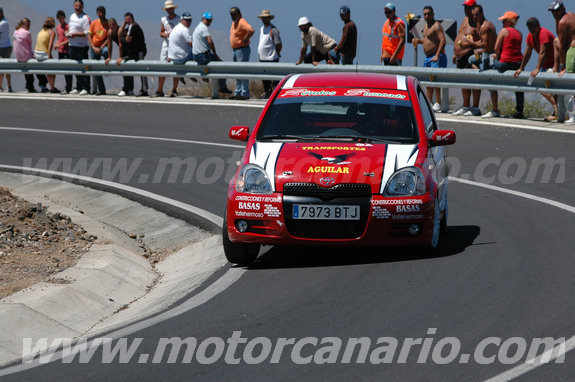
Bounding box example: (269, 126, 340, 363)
(0, 0, 574, 121)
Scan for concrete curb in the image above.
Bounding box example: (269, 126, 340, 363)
(0, 172, 226, 367)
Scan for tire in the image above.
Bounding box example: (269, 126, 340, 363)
(428, 199, 442, 249)
(222, 218, 260, 266)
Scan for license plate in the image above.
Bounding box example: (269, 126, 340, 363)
(292, 205, 360, 220)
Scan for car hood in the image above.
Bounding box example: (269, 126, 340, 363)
(248, 142, 420, 194)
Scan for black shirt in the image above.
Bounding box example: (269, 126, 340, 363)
(122, 23, 147, 59)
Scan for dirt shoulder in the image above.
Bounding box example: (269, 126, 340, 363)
(0, 187, 94, 298)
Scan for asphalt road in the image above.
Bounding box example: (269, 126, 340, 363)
(1, 98, 574, 381)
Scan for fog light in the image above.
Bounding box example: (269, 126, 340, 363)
(408, 224, 421, 236)
(236, 220, 249, 233)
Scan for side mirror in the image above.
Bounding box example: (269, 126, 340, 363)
(431, 129, 456, 146)
(229, 126, 250, 141)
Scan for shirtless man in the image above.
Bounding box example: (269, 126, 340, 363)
(549, 0, 575, 123)
(452, 0, 481, 116)
(413, 6, 446, 112)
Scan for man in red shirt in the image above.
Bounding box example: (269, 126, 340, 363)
(514, 17, 558, 121)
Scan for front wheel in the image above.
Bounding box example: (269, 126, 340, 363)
(222, 218, 260, 266)
(428, 199, 446, 250)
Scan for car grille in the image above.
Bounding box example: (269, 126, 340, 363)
(283, 183, 372, 200)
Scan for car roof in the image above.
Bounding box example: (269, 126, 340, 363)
(282, 72, 410, 91)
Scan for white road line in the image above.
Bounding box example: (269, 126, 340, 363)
(0, 126, 245, 149)
(436, 116, 575, 135)
(450, 177, 575, 381)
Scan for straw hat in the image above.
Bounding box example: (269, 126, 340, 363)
(257, 9, 275, 19)
(163, 0, 178, 10)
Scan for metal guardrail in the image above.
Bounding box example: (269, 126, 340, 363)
(1, 58, 573, 120)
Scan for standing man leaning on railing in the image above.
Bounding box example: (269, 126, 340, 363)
(155, 0, 179, 98)
(89, 6, 109, 95)
(549, 0, 575, 124)
(229, 6, 254, 100)
(67, 0, 91, 95)
(256, 9, 282, 98)
(118, 12, 148, 97)
(380, 2, 405, 66)
(0, 7, 13, 93)
(55, 10, 73, 94)
(334, 5, 357, 66)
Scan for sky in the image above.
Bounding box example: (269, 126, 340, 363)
(8, 0, 559, 69)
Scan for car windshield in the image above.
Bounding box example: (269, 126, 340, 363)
(257, 95, 418, 144)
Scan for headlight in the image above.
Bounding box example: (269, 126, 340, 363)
(236, 164, 273, 194)
(384, 166, 426, 196)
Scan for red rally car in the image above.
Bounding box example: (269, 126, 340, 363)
(223, 72, 456, 265)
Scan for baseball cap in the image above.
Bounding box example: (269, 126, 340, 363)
(497, 11, 519, 21)
(384, 2, 396, 10)
(181, 12, 192, 20)
(340, 5, 350, 15)
(548, 0, 563, 11)
(298, 16, 310, 26)
(202, 12, 213, 20)
(462, 0, 476, 6)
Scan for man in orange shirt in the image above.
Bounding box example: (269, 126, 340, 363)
(229, 6, 254, 99)
(380, 2, 405, 66)
(89, 5, 109, 95)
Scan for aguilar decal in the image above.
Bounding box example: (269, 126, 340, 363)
(379, 144, 419, 193)
(307, 166, 350, 174)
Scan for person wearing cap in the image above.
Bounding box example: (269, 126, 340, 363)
(484, 11, 524, 119)
(193, 12, 231, 98)
(296, 17, 338, 65)
(549, 0, 575, 123)
(513, 17, 558, 121)
(412, 5, 446, 112)
(257, 9, 282, 98)
(380, 3, 405, 66)
(89, 6, 109, 95)
(452, 0, 481, 116)
(334, 5, 357, 65)
(155, 0, 180, 97)
(0, 7, 13, 93)
(229, 6, 254, 100)
(118, 12, 148, 97)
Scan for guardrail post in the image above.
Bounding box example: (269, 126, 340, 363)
(557, 95, 566, 123)
(441, 87, 449, 113)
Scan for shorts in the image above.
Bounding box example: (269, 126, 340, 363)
(468, 52, 492, 70)
(160, 42, 169, 62)
(566, 46, 575, 73)
(0, 46, 12, 58)
(455, 51, 474, 69)
(424, 53, 447, 68)
(34, 50, 49, 61)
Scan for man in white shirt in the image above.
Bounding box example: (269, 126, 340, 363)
(0, 7, 13, 92)
(192, 12, 230, 97)
(257, 9, 282, 98)
(68, 0, 91, 94)
(155, 0, 180, 97)
(167, 12, 193, 97)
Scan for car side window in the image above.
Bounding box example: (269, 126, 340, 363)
(418, 89, 436, 136)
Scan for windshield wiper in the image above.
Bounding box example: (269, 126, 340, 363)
(258, 134, 310, 141)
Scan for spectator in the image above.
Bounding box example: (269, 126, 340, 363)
(118, 12, 148, 97)
(412, 5, 446, 112)
(335, 5, 357, 65)
(167, 12, 194, 97)
(156, 0, 180, 97)
(229, 6, 254, 100)
(54, 10, 72, 94)
(256, 9, 282, 98)
(89, 5, 108, 95)
(105, 17, 122, 65)
(12, 18, 35, 93)
(34, 17, 58, 93)
(487, 11, 524, 119)
(549, 0, 575, 124)
(296, 17, 338, 66)
(380, 3, 405, 66)
(0, 7, 13, 93)
(514, 17, 558, 121)
(68, 0, 91, 95)
(469, 5, 497, 118)
(452, 0, 481, 116)
(193, 12, 231, 98)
